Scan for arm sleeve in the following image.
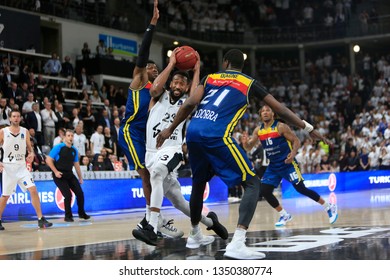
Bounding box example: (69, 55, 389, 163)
(136, 25, 156, 68)
(249, 80, 269, 100)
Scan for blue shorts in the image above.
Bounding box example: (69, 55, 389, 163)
(118, 125, 146, 170)
(261, 161, 303, 187)
(187, 138, 256, 188)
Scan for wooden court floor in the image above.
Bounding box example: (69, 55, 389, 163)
(0, 188, 390, 260)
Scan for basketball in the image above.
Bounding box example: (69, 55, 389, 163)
(175, 46, 197, 71)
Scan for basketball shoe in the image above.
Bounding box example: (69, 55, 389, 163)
(38, 216, 53, 228)
(224, 236, 266, 259)
(206, 211, 229, 239)
(275, 213, 293, 227)
(158, 218, 184, 238)
(132, 224, 158, 246)
(186, 229, 215, 249)
(327, 203, 338, 224)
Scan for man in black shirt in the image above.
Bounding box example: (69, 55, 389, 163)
(46, 129, 90, 222)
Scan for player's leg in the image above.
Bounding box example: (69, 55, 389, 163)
(164, 176, 228, 239)
(68, 175, 90, 220)
(261, 167, 293, 226)
(0, 195, 10, 230)
(205, 139, 265, 259)
(118, 128, 151, 223)
(0, 166, 15, 230)
(185, 141, 216, 248)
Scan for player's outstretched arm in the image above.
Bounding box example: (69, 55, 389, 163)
(131, 0, 159, 89)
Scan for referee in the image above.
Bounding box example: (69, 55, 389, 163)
(46, 129, 90, 222)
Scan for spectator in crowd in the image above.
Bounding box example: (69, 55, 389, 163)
(90, 125, 104, 156)
(61, 56, 74, 79)
(71, 107, 82, 129)
(41, 102, 58, 148)
(80, 155, 93, 171)
(22, 93, 35, 115)
(43, 52, 62, 77)
(96, 39, 107, 57)
(53, 127, 66, 147)
(25, 102, 44, 148)
(379, 147, 390, 170)
(368, 146, 380, 170)
(0, 98, 11, 128)
(344, 150, 359, 172)
(81, 103, 96, 137)
(90, 89, 102, 103)
(5, 82, 23, 107)
(73, 124, 88, 157)
(81, 42, 91, 61)
(92, 154, 107, 171)
(55, 103, 71, 130)
(103, 126, 116, 155)
(359, 147, 370, 171)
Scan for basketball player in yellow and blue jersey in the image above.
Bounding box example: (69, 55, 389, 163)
(118, 0, 181, 237)
(242, 105, 338, 227)
(157, 49, 329, 260)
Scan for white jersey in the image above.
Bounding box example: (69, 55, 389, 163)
(146, 91, 186, 152)
(2, 126, 28, 165)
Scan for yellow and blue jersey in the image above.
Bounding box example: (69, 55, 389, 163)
(120, 82, 152, 140)
(186, 71, 268, 187)
(258, 120, 304, 186)
(187, 70, 267, 142)
(258, 120, 292, 169)
(118, 81, 152, 170)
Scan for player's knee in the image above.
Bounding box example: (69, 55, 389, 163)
(260, 183, 274, 197)
(150, 164, 168, 180)
(293, 181, 307, 194)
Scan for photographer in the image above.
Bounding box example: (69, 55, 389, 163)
(0, 98, 11, 129)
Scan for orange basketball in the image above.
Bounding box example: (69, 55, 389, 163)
(175, 46, 197, 71)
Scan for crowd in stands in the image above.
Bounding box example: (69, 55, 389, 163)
(4, 1, 383, 44)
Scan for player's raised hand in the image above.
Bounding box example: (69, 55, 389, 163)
(151, 0, 159, 25)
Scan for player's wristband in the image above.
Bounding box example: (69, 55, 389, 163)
(303, 120, 314, 133)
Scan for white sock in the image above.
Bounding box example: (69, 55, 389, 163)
(149, 211, 159, 234)
(146, 205, 151, 222)
(278, 209, 288, 216)
(322, 201, 330, 210)
(191, 224, 200, 235)
(232, 227, 246, 241)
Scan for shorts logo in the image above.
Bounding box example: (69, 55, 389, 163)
(55, 188, 75, 211)
(23, 181, 27, 186)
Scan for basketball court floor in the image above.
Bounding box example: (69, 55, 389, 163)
(0, 188, 389, 260)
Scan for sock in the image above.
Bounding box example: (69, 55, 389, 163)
(149, 211, 159, 234)
(278, 209, 288, 216)
(191, 224, 200, 235)
(145, 205, 151, 222)
(322, 202, 330, 210)
(232, 227, 246, 241)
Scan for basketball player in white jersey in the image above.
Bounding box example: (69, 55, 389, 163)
(132, 49, 228, 247)
(0, 109, 53, 230)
